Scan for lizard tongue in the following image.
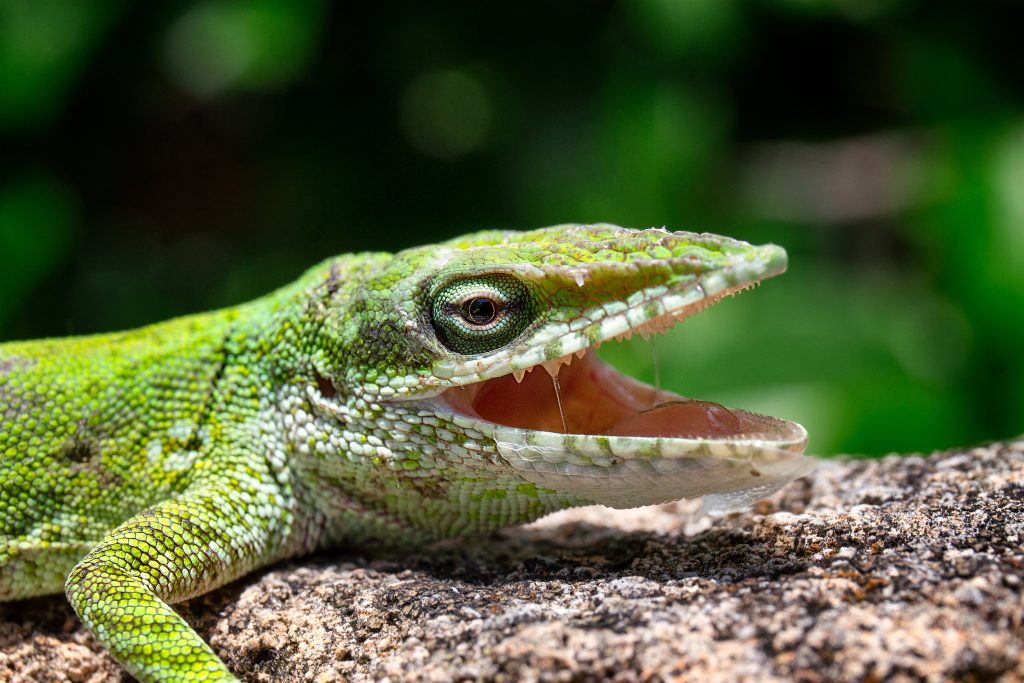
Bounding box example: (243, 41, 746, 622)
(603, 400, 744, 439)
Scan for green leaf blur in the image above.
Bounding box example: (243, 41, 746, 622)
(1, 0, 1021, 456)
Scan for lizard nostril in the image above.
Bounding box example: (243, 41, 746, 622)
(315, 372, 337, 398)
(63, 441, 96, 463)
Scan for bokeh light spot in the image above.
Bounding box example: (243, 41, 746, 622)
(399, 69, 493, 160)
(991, 123, 1024, 288)
(0, 173, 77, 325)
(162, 0, 324, 98)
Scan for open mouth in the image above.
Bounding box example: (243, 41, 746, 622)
(425, 283, 811, 510)
(438, 348, 800, 442)
(434, 283, 806, 448)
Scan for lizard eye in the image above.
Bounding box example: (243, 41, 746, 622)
(431, 275, 536, 354)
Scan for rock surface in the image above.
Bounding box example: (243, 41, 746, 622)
(2, 441, 1022, 682)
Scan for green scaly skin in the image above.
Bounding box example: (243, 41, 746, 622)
(0, 224, 811, 682)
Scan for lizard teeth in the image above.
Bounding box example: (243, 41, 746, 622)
(539, 353, 576, 378)
(512, 369, 526, 383)
(540, 360, 563, 378)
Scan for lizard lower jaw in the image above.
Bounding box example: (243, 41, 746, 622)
(433, 349, 811, 509)
(436, 350, 806, 446)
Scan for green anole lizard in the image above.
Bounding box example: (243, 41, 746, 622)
(0, 224, 812, 682)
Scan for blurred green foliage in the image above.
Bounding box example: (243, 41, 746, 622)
(1, 0, 1022, 455)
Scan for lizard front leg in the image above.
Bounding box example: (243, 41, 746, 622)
(65, 476, 293, 683)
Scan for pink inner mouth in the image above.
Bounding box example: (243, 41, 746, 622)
(438, 351, 784, 439)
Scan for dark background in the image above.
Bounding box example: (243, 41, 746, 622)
(2, 0, 1022, 456)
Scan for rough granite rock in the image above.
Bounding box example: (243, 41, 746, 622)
(2, 441, 1022, 682)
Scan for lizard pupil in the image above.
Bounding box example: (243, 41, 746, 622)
(462, 297, 497, 325)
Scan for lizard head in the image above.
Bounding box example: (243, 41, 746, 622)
(311, 224, 811, 514)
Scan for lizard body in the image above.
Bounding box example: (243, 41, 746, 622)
(0, 224, 811, 682)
